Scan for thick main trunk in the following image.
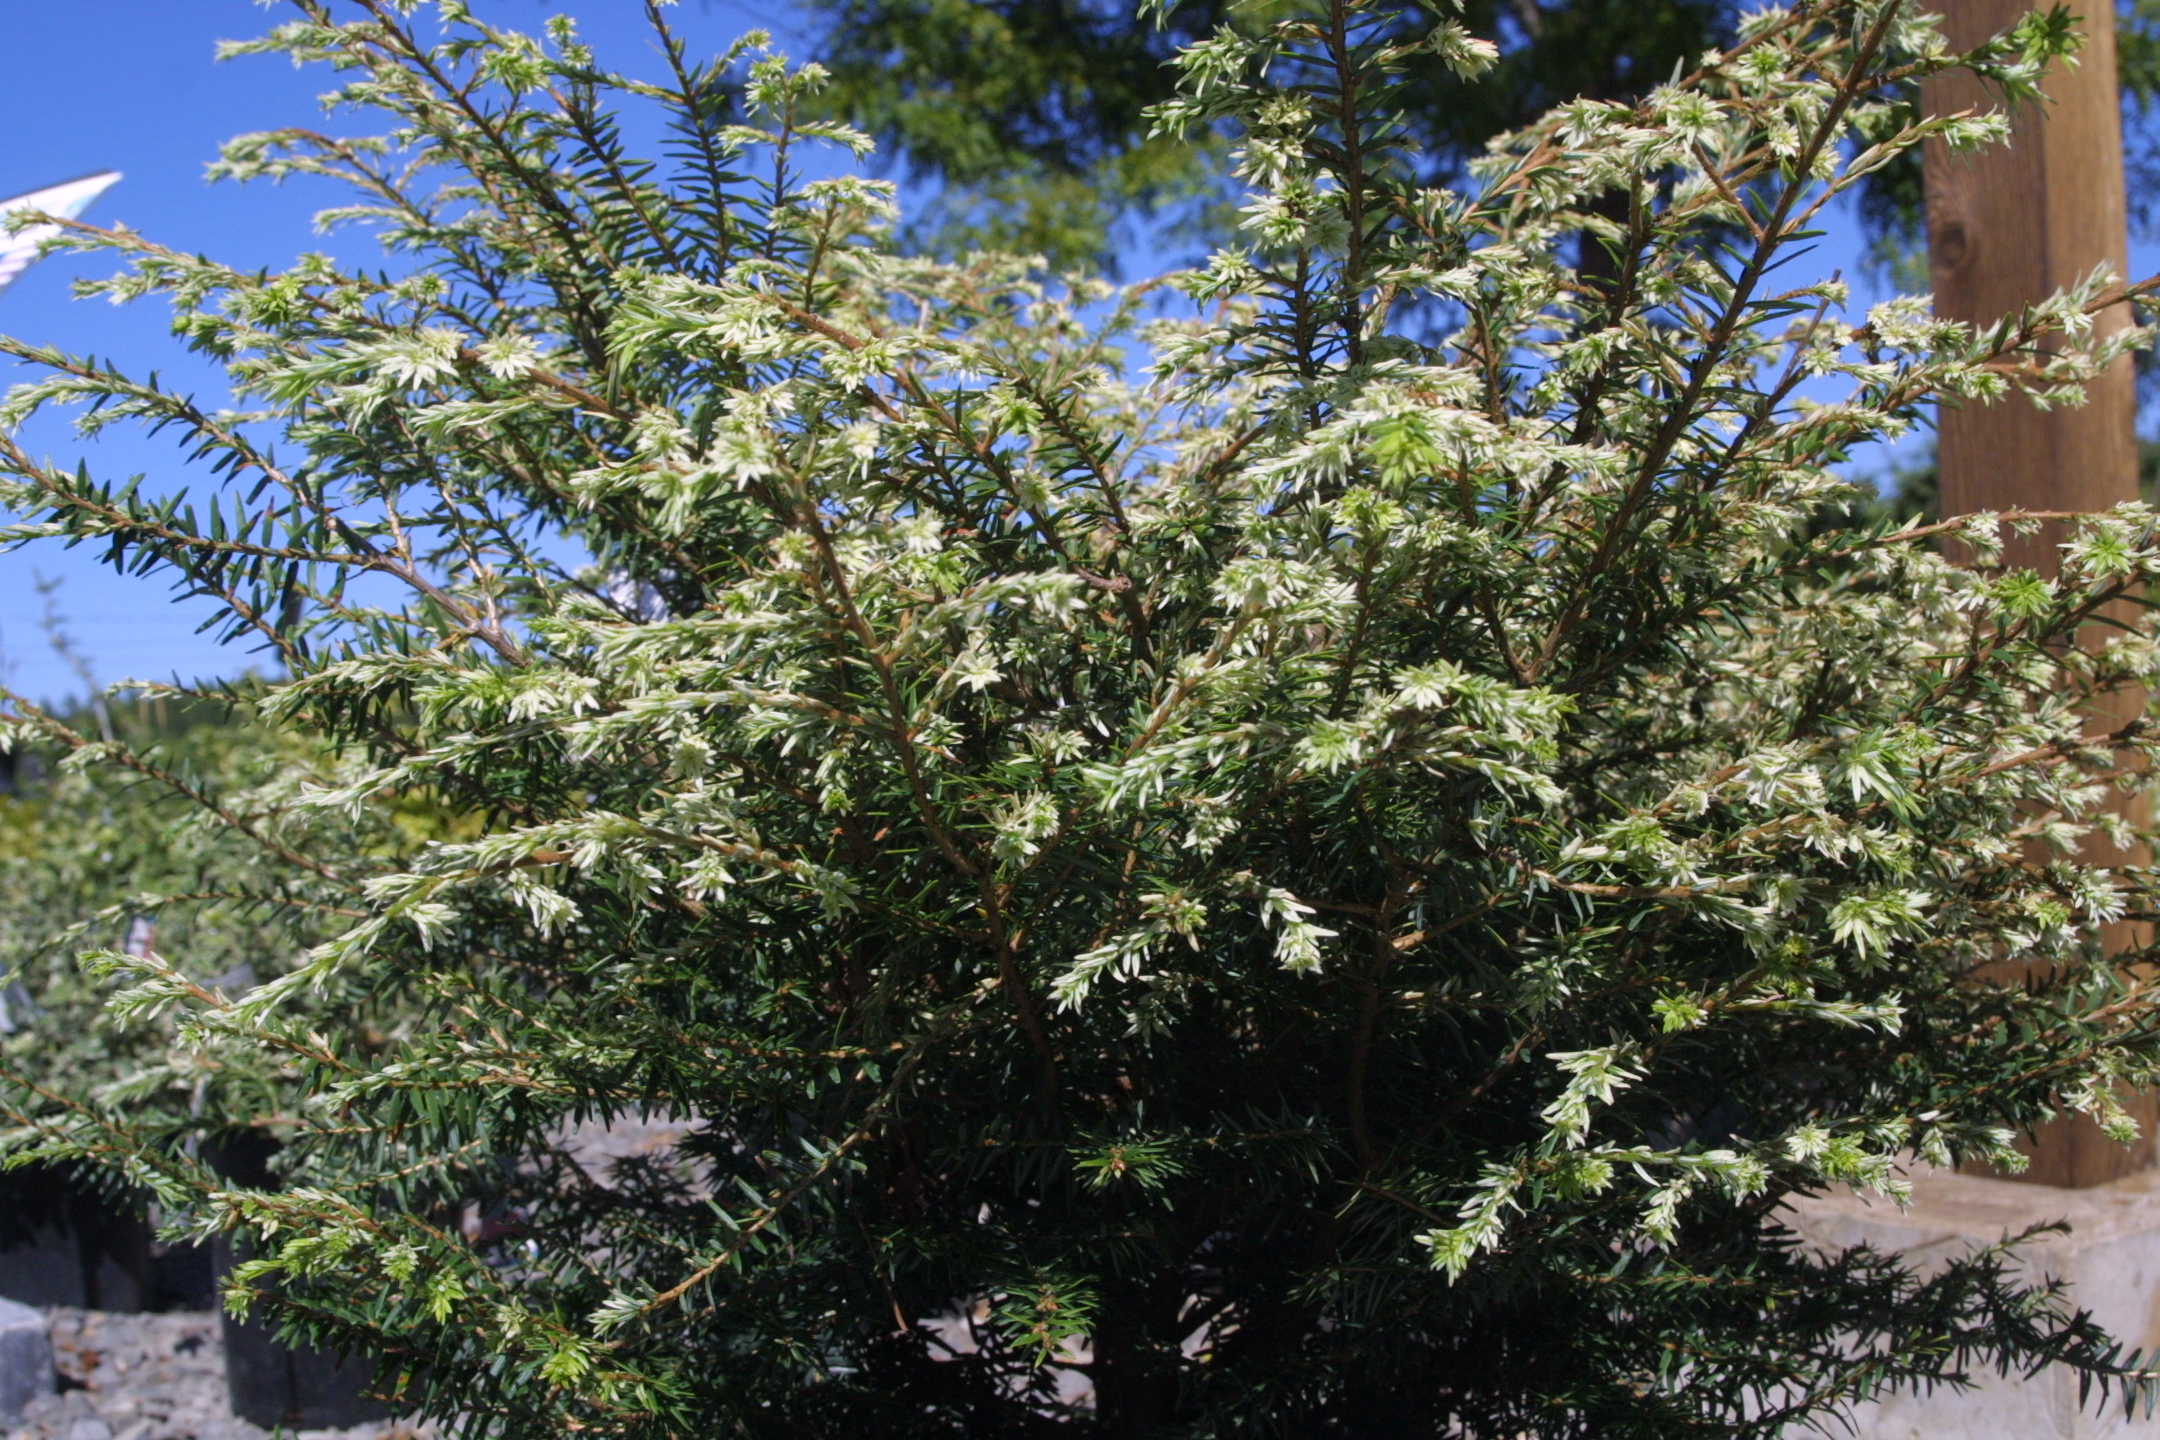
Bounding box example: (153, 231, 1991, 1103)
(1087, 1282, 1178, 1439)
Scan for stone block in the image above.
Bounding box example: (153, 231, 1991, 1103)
(1786, 1166, 2160, 1438)
(0, 1296, 53, 1422)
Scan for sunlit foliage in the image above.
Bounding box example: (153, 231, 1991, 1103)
(7, 2, 2160, 1435)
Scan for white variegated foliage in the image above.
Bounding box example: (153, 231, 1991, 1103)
(5, 1, 2160, 1435)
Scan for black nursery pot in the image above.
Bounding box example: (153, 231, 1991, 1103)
(206, 1134, 398, 1431)
(213, 1239, 395, 1431)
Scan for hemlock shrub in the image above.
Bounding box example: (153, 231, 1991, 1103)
(5, 0, 2160, 1434)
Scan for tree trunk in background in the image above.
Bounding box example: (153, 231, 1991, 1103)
(1925, 0, 2154, 1187)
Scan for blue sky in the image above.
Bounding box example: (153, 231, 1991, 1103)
(0, 0, 797, 705)
(0, 1, 2125, 705)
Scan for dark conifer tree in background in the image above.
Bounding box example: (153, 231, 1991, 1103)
(808, 0, 2160, 277)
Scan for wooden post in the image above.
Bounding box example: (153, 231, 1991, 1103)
(1925, 0, 2153, 1187)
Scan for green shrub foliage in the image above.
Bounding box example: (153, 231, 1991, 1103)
(8, 0, 2160, 1434)
(0, 702, 416, 1145)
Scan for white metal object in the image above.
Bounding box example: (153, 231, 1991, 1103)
(0, 172, 121, 296)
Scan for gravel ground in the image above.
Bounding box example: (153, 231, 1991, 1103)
(4, 1310, 426, 1440)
